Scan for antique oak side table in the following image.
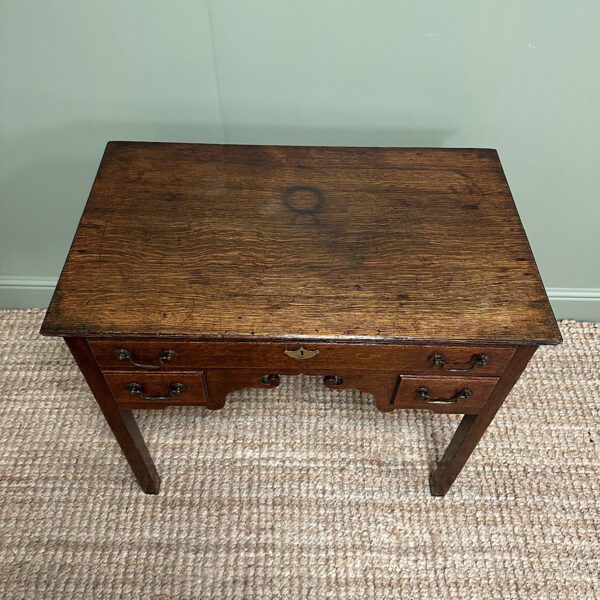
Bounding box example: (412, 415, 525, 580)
(41, 142, 561, 496)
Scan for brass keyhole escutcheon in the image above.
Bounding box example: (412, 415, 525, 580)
(283, 346, 320, 360)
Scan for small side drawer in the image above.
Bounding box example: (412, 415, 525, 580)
(103, 371, 209, 409)
(393, 375, 499, 413)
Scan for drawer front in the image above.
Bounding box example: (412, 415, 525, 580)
(103, 371, 209, 409)
(393, 375, 499, 413)
(89, 340, 515, 375)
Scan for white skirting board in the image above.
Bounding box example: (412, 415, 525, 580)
(0, 277, 599, 322)
(544, 288, 600, 322)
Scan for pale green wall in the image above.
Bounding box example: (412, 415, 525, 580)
(1, 1, 599, 318)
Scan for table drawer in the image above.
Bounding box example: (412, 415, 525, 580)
(103, 371, 209, 409)
(89, 340, 515, 375)
(393, 375, 499, 413)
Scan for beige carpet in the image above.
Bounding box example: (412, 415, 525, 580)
(0, 310, 598, 599)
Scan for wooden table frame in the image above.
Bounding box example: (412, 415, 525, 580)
(65, 337, 537, 496)
(41, 143, 561, 496)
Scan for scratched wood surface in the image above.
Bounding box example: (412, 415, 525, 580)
(41, 142, 560, 344)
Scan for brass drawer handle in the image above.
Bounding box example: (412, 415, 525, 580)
(416, 386, 472, 405)
(127, 382, 186, 401)
(428, 353, 489, 372)
(284, 347, 319, 360)
(116, 348, 176, 370)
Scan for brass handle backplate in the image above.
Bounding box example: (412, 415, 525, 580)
(284, 347, 320, 360)
(127, 382, 186, 401)
(416, 386, 472, 405)
(428, 352, 489, 372)
(116, 348, 176, 370)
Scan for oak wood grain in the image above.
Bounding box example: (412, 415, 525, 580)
(88, 339, 516, 375)
(41, 143, 561, 345)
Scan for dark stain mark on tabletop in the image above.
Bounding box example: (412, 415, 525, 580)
(282, 185, 325, 225)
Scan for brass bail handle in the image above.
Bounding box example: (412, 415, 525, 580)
(428, 352, 489, 372)
(116, 348, 177, 370)
(283, 346, 320, 360)
(416, 386, 472, 405)
(127, 382, 186, 401)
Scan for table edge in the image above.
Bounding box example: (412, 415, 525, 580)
(39, 325, 562, 346)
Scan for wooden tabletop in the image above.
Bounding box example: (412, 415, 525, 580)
(41, 142, 561, 345)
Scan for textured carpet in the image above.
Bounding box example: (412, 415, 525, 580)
(0, 310, 598, 599)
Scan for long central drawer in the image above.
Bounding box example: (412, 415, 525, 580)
(88, 339, 515, 375)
